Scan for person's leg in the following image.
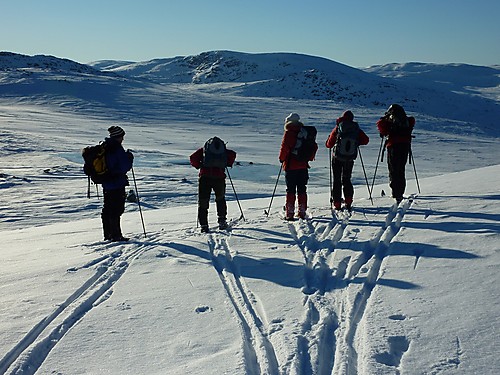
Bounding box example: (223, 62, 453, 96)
(388, 144, 409, 202)
(332, 160, 343, 210)
(342, 161, 355, 209)
(198, 176, 211, 229)
(103, 188, 127, 241)
(297, 169, 309, 218)
(213, 177, 228, 228)
(285, 170, 298, 219)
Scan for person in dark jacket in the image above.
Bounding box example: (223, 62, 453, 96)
(279, 113, 318, 220)
(377, 104, 415, 203)
(190, 137, 237, 233)
(326, 110, 369, 211)
(101, 126, 134, 241)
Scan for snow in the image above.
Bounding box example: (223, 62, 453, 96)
(1, 51, 499, 374)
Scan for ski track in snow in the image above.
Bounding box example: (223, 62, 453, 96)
(207, 230, 280, 375)
(1, 196, 414, 375)
(0, 235, 156, 375)
(284, 196, 414, 375)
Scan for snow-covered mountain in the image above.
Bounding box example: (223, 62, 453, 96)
(89, 51, 500, 131)
(365, 62, 500, 101)
(3, 51, 498, 134)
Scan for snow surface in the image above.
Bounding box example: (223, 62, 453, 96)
(0, 51, 499, 374)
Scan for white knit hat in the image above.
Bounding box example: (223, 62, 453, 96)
(285, 113, 300, 123)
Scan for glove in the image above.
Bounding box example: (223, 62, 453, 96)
(127, 150, 134, 162)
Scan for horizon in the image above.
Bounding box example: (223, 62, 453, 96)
(3, 0, 499, 68)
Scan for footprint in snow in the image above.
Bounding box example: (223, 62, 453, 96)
(195, 306, 212, 313)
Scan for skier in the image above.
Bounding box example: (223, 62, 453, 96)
(326, 110, 369, 211)
(190, 137, 237, 233)
(279, 113, 318, 220)
(101, 126, 134, 241)
(377, 104, 415, 203)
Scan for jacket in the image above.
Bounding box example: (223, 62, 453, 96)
(279, 121, 318, 171)
(102, 137, 133, 191)
(190, 147, 237, 178)
(377, 116, 415, 148)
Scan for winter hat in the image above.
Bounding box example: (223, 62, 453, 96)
(285, 113, 300, 124)
(108, 126, 125, 138)
(342, 110, 354, 121)
(386, 104, 406, 118)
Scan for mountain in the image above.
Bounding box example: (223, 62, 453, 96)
(2, 50, 499, 132)
(90, 51, 500, 125)
(364, 62, 500, 101)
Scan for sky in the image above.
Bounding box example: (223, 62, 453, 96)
(2, 0, 499, 68)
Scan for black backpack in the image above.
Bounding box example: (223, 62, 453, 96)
(293, 126, 317, 161)
(390, 116, 411, 135)
(82, 142, 109, 184)
(334, 121, 360, 161)
(203, 137, 227, 168)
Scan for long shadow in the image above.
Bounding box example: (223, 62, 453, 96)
(389, 242, 481, 260)
(156, 229, 480, 293)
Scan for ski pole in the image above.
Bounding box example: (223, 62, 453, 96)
(264, 163, 283, 217)
(370, 137, 384, 196)
(329, 148, 333, 208)
(226, 167, 245, 221)
(358, 148, 373, 205)
(131, 167, 147, 238)
(409, 147, 421, 194)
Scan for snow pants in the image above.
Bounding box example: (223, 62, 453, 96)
(387, 143, 410, 200)
(198, 175, 227, 227)
(332, 158, 354, 208)
(285, 168, 309, 218)
(102, 187, 126, 240)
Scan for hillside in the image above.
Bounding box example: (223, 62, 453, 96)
(89, 51, 500, 131)
(2, 51, 498, 133)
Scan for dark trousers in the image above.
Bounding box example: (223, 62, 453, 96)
(332, 159, 354, 204)
(387, 143, 410, 199)
(102, 187, 126, 240)
(198, 175, 227, 226)
(285, 169, 309, 195)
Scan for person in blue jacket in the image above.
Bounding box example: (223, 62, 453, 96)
(101, 126, 134, 241)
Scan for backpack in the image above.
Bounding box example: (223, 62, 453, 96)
(82, 142, 109, 184)
(203, 137, 227, 168)
(390, 116, 411, 135)
(334, 121, 360, 161)
(293, 126, 317, 161)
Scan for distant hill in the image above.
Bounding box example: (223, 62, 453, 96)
(0, 51, 104, 75)
(365, 62, 500, 102)
(1, 51, 499, 132)
(89, 51, 499, 130)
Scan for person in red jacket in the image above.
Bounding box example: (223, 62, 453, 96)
(190, 137, 237, 232)
(376, 104, 415, 203)
(279, 113, 318, 220)
(325, 110, 369, 211)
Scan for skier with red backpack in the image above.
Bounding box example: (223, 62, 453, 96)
(377, 104, 415, 203)
(326, 110, 369, 211)
(190, 137, 237, 233)
(279, 113, 318, 220)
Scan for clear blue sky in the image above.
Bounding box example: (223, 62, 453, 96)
(2, 0, 499, 67)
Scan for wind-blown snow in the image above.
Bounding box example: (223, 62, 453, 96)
(0, 51, 499, 374)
